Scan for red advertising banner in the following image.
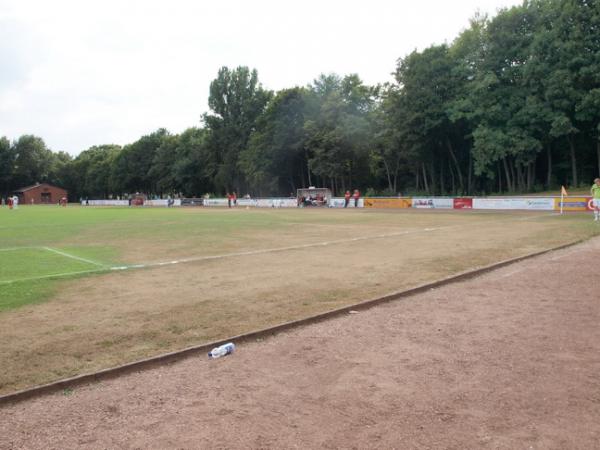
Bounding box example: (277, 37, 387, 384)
(453, 198, 473, 209)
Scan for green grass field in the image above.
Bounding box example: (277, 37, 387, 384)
(1, 204, 599, 394)
(0, 205, 303, 310)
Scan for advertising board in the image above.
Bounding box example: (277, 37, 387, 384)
(328, 198, 364, 208)
(554, 197, 593, 211)
(236, 199, 258, 207)
(143, 199, 165, 207)
(453, 198, 473, 209)
(203, 198, 228, 207)
(363, 198, 411, 209)
(83, 200, 129, 206)
(180, 198, 204, 206)
(472, 198, 555, 210)
(255, 198, 298, 208)
(412, 198, 454, 209)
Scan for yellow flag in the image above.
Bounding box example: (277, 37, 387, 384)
(561, 186, 568, 196)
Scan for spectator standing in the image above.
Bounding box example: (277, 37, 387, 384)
(344, 190, 351, 208)
(353, 189, 360, 207)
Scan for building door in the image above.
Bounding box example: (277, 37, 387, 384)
(41, 192, 52, 204)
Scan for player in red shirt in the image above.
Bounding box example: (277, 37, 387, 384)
(353, 189, 360, 207)
(344, 191, 351, 208)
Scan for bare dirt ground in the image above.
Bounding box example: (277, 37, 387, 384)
(1, 236, 599, 449)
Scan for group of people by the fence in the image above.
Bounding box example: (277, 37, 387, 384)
(344, 189, 361, 208)
(226, 192, 237, 208)
(1, 196, 19, 209)
(299, 193, 327, 207)
(1, 196, 68, 208)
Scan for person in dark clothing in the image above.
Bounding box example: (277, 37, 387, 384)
(344, 191, 351, 208)
(353, 189, 360, 207)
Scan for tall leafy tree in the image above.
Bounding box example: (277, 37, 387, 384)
(466, 4, 543, 192)
(203, 66, 272, 193)
(71, 145, 120, 199)
(240, 87, 312, 195)
(148, 135, 180, 195)
(110, 129, 169, 195)
(47, 151, 73, 193)
(369, 84, 414, 194)
(11, 135, 54, 188)
(304, 73, 376, 194)
(393, 45, 469, 194)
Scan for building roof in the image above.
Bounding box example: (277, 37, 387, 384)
(14, 182, 66, 193)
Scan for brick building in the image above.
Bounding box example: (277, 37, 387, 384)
(14, 183, 68, 205)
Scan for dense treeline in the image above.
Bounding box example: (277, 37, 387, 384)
(1, 0, 599, 200)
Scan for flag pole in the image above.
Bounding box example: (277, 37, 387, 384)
(560, 191, 564, 214)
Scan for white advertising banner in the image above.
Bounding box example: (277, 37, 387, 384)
(204, 198, 297, 208)
(236, 199, 258, 207)
(328, 197, 364, 208)
(83, 200, 129, 206)
(255, 198, 298, 208)
(203, 198, 229, 207)
(472, 198, 555, 210)
(412, 198, 454, 209)
(145, 199, 166, 207)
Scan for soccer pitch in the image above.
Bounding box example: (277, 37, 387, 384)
(0, 205, 598, 394)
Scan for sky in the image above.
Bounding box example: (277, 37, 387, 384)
(0, 0, 522, 155)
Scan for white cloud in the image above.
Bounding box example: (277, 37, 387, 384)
(0, 0, 521, 155)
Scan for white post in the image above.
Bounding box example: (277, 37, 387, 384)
(560, 192, 564, 215)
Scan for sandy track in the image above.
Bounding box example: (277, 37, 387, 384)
(2, 237, 600, 449)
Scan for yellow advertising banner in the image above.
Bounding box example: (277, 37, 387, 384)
(554, 197, 593, 211)
(364, 198, 412, 209)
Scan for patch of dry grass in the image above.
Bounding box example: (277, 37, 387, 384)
(0, 208, 598, 394)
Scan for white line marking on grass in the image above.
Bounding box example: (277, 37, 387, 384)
(123, 214, 559, 271)
(513, 213, 558, 221)
(112, 226, 451, 271)
(0, 246, 40, 252)
(0, 268, 109, 285)
(0, 215, 566, 283)
(42, 247, 106, 267)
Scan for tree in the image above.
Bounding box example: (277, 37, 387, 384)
(203, 66, 272, 193)
(0, 136, 15, 196)
(12, 135, 54, 188)
(464, 4, 543, 192)
(447, 13, 489, 193)
(70, 145, 120, 199)
(369, 85, 414, 194)
(528, 0, 600, 186)
(171, 127, 212, 196)
(240, 87, 312, 195)
(47, 151, 73, 194)
(392, 45, 469, 194)
(304, 74, 376, 194)
(110, 129, 169, 195)
(148, 135, 180, 195)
